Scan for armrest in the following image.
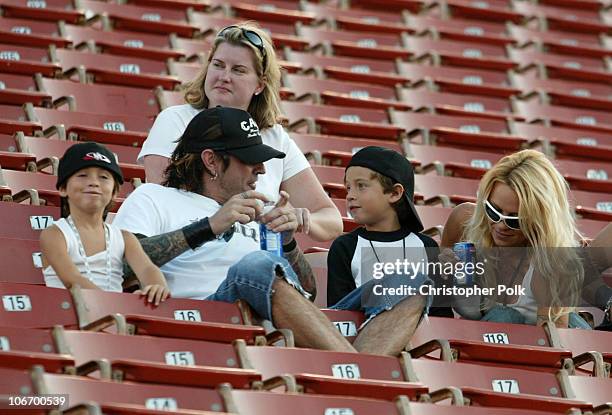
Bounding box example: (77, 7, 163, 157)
(261, 375, 298, 392)
(81, 313, 128, 334)
(76, 359, 112, 379)
(566, 351, 608, 377)
(407, 339, 453, 361)
(422, 386, 464, 405)
(261, 328, 294, 347)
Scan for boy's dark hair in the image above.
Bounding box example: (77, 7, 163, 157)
(60, 181, 120, 219)
(370, 171, 412, 227)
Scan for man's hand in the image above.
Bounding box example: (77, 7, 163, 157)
(209, 191, 269, 236)
(135, 284, 171, 306)
(260, 191, 302, 244)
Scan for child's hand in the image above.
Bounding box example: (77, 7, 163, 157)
(135, 284, 171, 306)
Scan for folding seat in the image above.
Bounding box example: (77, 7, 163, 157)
(35, 76, 160, 117)
(0, 237, 46, 283)
(0, 201, 59, 239)
(510, 121, 611, 162)
(577, 218, 609, 239)
(511, 99, 612, 134)
(0, 282, 78, 327)
(398, 87, 515, 120)
(301, 2, 407, 29)
(0, 75, 51, 107)
(283, 48, 404, 88)
(294, 232, 332, 253)
(25, 104, 152, 146)
(220, 386, 414, 415)
(17, 133, 141, 167)
(283, 73, 408, 111)
(397, 62, 515, 98)
(389, 110, 527, 152)
(0, 107, 41, 135)
(289, 132, 403, 166)
(0, 16, 69, 48)
(553, 159, 611, 194)
(281, 101, 402, 140)
(561, 374, 612, 407)
(513, 2, 609, 35)
(229, 2, 316, 26)
(59, 23, 182, 61)
(167, 60, 202, 83)
(403, 14, 511, 46)
(156, 87, 185, 110)
(168, 35, 213, 61)
(407, 143, 505, 179)
(296, 25, 411, 61)
(63, 401, 225, 415)
(76, 0, 197, 38)
(0, 148, 35, 171)
(440, 0, 523, 23)
(547, 324, 612, 377)
(570, 189, 612, 222)
(31, 366, 229, 412)
(51, 48, 180, 90)
(184, 11, 238, 36)
(402, 34, 509, 64)
(0, 0, 84, 24)
(0, 42, 61, 77)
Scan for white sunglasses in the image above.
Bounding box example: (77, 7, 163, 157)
(484, 200, 521, 230)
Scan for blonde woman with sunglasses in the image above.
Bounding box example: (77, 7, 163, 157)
(441, 149, 593, 328)
(139, 23, 342, 242)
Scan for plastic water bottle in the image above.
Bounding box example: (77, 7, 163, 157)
(260, 202, 283, 257)
(453, 242, 476, 285)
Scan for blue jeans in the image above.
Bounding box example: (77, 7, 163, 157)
(482, 305, 592, 329)
(331, 272, 433, 328)
(206, 251, 310, 321)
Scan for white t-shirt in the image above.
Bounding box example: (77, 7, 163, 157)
(43, 218, 125, 292)
(138, 104, 310, 200)
(112, 183, 261, 299)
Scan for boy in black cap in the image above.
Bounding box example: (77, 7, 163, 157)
(328, 146, 449, 356)
(40, 142, 170, 305)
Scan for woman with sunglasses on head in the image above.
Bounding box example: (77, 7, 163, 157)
(440, 149, 594, 328)
(139, 23, 342, 241)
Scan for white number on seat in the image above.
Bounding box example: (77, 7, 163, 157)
(350, 65, 370, 74)
(11, 26, 31, 34)
(339, 114, 360, 123)
(576, 116, 596, 126)
(141, 13, 161, 21)
(30, 215, 53, 230)
(587, 169, 607, 181)
(577, 137, 597, 147)
(32, 252, 43, 268)
(459, 125, 481, 133)
(595, 202, 612, 212)
(492, 379, 520, 394)
(119, 64, 140, 74)
(470, 159, 491, 169)
(165, 351, 195, 366)
(0, 81, 5, 90)
(0, 51, 20, 61)
(482, 333, 509, 344)
(124, 40, 144, 48)
(2, 295, 32, 311)
(145, 398, 177, 410)
(325, 409, 354, 415)
(462, 76, 482, 85)
(0, 336, 10, 351)
(464, 102, 484, 112)
(174, 310, 202, 322)
(103, 122, 126, 132)
(464, 26, 484, 36)
(356, 39, 377, 48)
(349, 90, 370, 99)
(26, 0, 46, 8)
(333, 321, 358, 337)
(331, 363, 360, 379)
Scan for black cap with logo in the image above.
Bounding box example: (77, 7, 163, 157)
(347, 146, 423, 232)
(56, 142, 124, 189)
(181, 107, 286, 164)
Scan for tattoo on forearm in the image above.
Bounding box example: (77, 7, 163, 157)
(284, 246, 317, 300)
(123, 231, 190, 280)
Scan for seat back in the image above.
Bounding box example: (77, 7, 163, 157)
(0, 282, 78, 328)
(0, 326, 57, 353)
(565, 375, 612, 406)
(0, 237, 45, 284)
(0, 202, 59, 240)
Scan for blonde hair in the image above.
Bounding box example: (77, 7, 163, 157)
(463, 150, 583, 322)
(182, 22, 282, 129)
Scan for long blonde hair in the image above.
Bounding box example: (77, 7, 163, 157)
(464, 150, 583, 322)
(182, 22, 282, 129)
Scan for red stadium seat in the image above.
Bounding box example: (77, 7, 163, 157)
(570, 189, 612, 221)
(0, 0, 84, 24)
(51, 48, 180, 90)
(59, 23, 182, 61)
(229, 2, 315, 25)
(441, 0, 523, 23)
(404, 14, 511, 46)
(0, 237, 45, 284)
(0, 282, 78, 327)
(0, 77, 51, 107)
(35, 76, 160, 117)
(553, 159, 611, 194)
(77, 0, 197, 37)
(0, 42, 61, 77)
(0, 201, 59, 239)
(168, 35, 213, 60)
(0, 326, 59, 353)
(0, 16, 69, 48)
(281, 101, 402, 140)
(511, 99, 612, 133)
(547, 324, 612, 376)
(25, 103, 152, 146)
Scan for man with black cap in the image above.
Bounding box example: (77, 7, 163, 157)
(327, 146, 450, 356)
(113, 107, 356, 352)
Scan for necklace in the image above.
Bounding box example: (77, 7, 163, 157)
(67, 216, 111, 284)
(368, 237, 406, 263)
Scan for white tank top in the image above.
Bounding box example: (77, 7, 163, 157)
(43, 218, 125, 292)
(505, 263, 538, 324)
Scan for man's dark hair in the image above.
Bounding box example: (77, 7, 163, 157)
(162, 123, 231, 193)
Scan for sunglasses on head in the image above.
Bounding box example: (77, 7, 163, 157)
(217, 25, 267, 70)
(484, 200, 521, 230)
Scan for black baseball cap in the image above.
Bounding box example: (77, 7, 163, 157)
(181, 107, 285, 164)
(347, 146, 423, 232)
(56, 142, 124, 189)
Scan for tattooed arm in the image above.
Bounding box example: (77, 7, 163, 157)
(283, 243, 317, 301)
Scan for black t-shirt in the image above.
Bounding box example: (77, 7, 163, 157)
(326, 226, 449, 314)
